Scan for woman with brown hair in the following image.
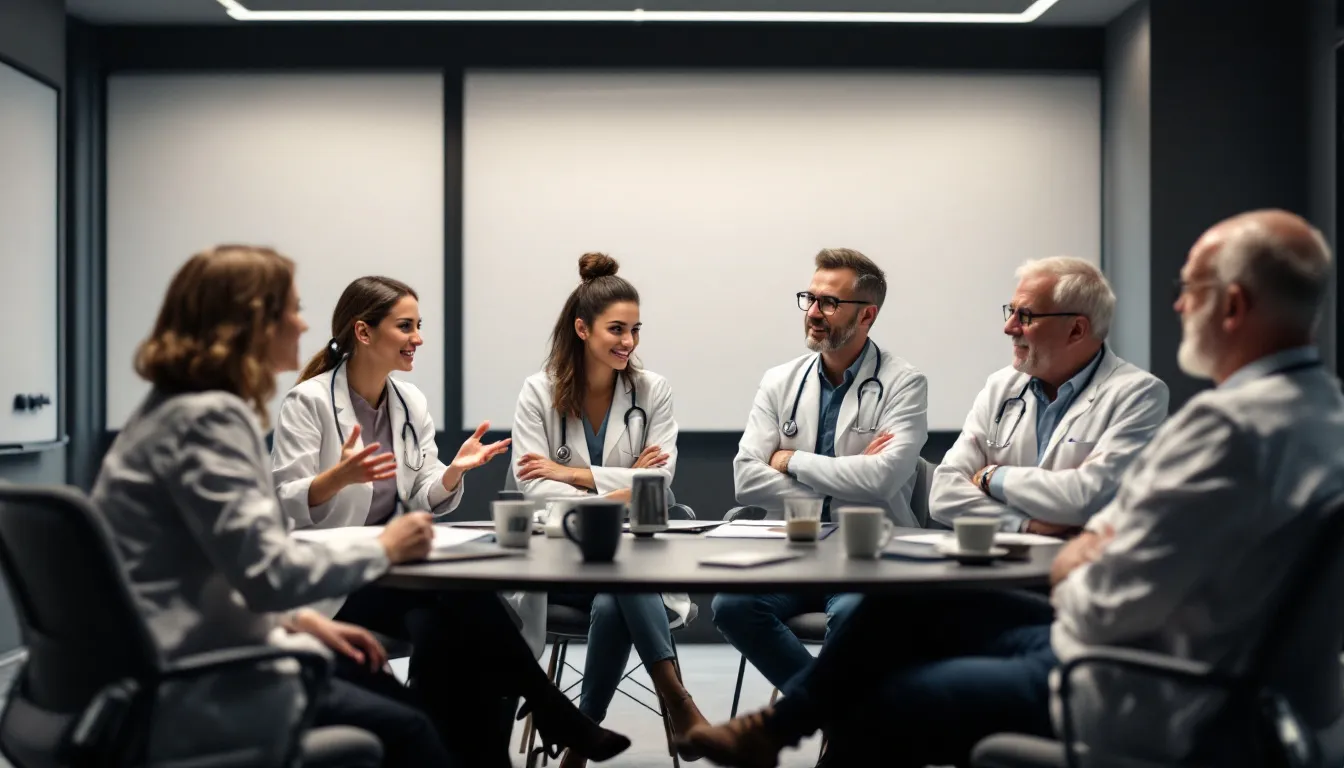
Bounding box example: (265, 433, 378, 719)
(510, 253, 707, 766)
(93, 247, 629, 768)
(271, 274, 629, 765)
(92, 246, 450, 767)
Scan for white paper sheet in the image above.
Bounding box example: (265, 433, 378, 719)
(706, 522, 837, 540)
(292, 524, 492, 550)
(893, 532, 1062, 546)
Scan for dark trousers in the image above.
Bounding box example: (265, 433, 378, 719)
(774, 589, 1058, 767)
(314, 674, 452, 768)
(335, 585, 541, 767)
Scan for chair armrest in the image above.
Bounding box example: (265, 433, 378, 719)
(1057, 646, 1247, 768)
(164, 646, 331, 682)
(724, 505, 767, 522)
(669, 503, 696, 520)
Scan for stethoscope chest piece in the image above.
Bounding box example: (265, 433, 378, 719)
(781, 420, 799, 438)
(555, 443, 572, 464)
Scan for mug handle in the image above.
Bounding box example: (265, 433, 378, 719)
(878, 519, 895, 548)
(563, 509, 583, 545)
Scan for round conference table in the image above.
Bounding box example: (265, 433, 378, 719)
(380, 526, 1060, 594)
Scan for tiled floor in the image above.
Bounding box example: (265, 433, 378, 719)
(397, 644, 827, 768)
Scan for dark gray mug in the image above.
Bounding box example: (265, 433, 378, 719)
(562, 500, 625, 562)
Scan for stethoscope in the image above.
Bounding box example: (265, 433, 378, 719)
(329, 357, 425, 472)
(554, 377, 648, 465)
(781, 342, 884, 438)
(986, 350, 1106, 449)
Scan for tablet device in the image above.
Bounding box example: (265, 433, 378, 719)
(699, 551, 804, 568)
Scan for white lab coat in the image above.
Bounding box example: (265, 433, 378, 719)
(929, 347, 1169, 530)
(271, 364, 547, 657)
(510, 368, 693, 629)
(733, 342, 929, 528)
(1050, 354, 1344, 764)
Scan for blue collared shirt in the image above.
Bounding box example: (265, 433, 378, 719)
(1219, 346, 1320, 390)
(989, 347, 1105, 507)
(583, 405, 610, 468)
(812, 341, 870, 521)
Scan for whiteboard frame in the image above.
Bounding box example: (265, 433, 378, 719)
(0, 53, 64, 451)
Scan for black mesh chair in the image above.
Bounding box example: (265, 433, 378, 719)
(974, 495, 1344, 768)
(0, 484, 381, 768)
(519, 503, 699, 768)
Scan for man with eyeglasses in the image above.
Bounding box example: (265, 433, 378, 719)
(929, 256, 1168, 536)
(682, 211, 1344, 768)
(711, 247, 928, 694)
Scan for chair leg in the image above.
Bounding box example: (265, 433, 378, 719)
(660, 641, 682, 767)
(729, 654, 747, 718)
(768, 687, 780, 706)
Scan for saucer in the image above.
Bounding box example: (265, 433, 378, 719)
(934, 540, 1009, 565)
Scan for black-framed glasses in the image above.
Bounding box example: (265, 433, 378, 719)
(797, 291, 870, 316)
(1172, 277, 1222, 301)
(1002, 305, 1083, 326)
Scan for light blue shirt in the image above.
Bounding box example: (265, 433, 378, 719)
(989, 347, 1105, 525)
(583, 405, 610, 469)
(1219, 346, 1320, 390)
(812, 341, 870, 521)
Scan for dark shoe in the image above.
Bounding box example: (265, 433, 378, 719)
(516, 691, 631, 763)
(675, 708, 787, 768)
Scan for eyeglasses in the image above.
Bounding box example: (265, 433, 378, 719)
(1002, 305, 1083, 326)
(1172, 277, 1222, 301)
(797, 292, 870, 317)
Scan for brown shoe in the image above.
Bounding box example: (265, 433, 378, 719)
(675, 709, 785, 768)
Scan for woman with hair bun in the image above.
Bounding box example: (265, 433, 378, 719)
(511, 253, 707, 767)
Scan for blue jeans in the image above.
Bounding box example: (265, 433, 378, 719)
(773, 590, 1057, 767)
(710, 592, 863, 688)
(553, 593, 677, 723)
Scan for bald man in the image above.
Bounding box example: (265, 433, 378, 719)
(680, 210, 1344, 767)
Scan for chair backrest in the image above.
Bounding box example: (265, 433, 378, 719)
(1247, 496, 1344, 731)
(0, 485, 159, 713)
(911, 457, 935, 528)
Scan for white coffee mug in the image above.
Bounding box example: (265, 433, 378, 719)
(493, 500, 534, 549)
(953, 516, 999, 553)
(838, 507, 894, 559)
(544, 498, 583, 538)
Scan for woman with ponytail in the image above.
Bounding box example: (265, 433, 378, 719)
(272, 275, 629, 766)
(511, 254, 707, 767)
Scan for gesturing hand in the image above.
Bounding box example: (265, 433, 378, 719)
(336, 424, 398, 488)
(633, 445, 670, 469)
(452, 421, 511, 472)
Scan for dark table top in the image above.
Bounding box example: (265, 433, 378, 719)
(380, 527, 1060, 594)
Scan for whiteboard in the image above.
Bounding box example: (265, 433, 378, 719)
(463, 71, 1101, 431)
(0, 60, 60, 445)
(105, 73, 445, 430)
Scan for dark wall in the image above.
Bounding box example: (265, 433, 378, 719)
(0, 0, 65, 655)
(1146, 0, 1334, 408)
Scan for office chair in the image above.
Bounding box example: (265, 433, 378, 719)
(974, 495, 1344, 768)
(518, 503, 699, 768)
(0, 484, 381, 768)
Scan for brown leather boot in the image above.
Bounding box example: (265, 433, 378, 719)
(675, 708, 787, 768)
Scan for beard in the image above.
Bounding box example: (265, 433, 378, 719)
(1012, 341, 1052, 378)
(1177, 301, 1219, 379)
(805, 313, 861, 353)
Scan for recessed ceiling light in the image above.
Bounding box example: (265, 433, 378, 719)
(215, 0, 1064, 24)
